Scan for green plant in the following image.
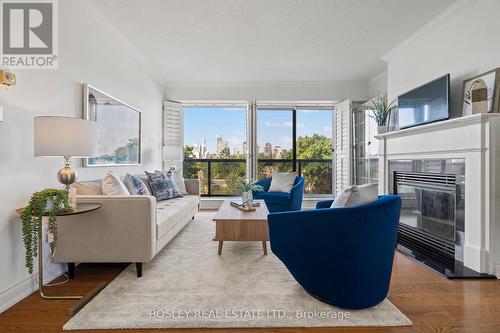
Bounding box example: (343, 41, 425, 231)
(239, 180, 264, 193)
(369, 96, 396, 126)
(20, 189, 72, 273)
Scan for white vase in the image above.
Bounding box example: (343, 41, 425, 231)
(45, 198, 64, 212)
(377, 126, 387, 134)
(242, 191, 253, 207)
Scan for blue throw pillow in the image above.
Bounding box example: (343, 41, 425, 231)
(123, 174, 150, 196)
(145, 171, 182, 201)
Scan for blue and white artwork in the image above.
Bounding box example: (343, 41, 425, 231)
(83, 85, 141, 166)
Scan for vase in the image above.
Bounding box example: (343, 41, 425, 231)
(242, 190, 253, 207)
(377, 126, 387, 134)
(45, 198, 64, 212)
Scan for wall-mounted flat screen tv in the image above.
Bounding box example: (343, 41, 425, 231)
(397, 74, 450, 129)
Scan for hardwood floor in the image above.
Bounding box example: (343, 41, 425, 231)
(1, 252, 499, 333)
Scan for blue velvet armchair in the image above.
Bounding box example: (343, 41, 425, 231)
(267, 195, 401, 309)
(252, 176, 304, 213)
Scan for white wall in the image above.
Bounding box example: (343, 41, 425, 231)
(368, 72, 388, 98)
(165, 80, 370, 101)
(0, 0, 163, 312)
(384, 0, 500, 119)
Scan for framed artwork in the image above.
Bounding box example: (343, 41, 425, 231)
(82, 84, 142, 166)
(462, 68, 500, 116)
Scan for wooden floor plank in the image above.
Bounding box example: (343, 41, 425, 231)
(0, 253, 499, 333)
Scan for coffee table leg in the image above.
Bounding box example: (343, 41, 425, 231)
(262, 241, 268, 255)
(218, 241, 223, 255)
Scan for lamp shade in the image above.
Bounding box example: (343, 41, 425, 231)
(162, 145, 182, 161)
(34, 116, 99, 157)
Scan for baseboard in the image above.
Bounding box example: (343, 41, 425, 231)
(0, 263, 66, 314)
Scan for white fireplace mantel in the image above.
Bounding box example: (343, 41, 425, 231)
(376, 114, 500, 277)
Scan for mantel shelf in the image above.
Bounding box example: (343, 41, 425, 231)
(375, 113, 500, 140)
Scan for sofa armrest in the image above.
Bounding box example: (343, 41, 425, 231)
(185, 179, 200, 195)
(53, 195, 157, 263)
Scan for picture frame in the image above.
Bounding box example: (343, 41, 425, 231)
(82, 84, 142, 167)
(462, 68, 500, 116)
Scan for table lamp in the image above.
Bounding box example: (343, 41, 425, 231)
(162, 146, 182, 170)
(34, 116, 98, 189)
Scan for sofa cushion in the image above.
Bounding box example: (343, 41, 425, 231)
(145, 171, 182, 201)
(269, 172, 296, 192)
(156, 170, 188, 195)
(102, 171, 130, 196)
(255, 191, 290, 205)
(74, 180, 103, 195)
(156, 195, 200, 239)
(331, 183, 378, 208)
(123, 174, 151, 195)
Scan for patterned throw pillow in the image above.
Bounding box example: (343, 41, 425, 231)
(155, 169, 188, 195)
(145, 171, 183, 201)
(123, 174, 151, 195)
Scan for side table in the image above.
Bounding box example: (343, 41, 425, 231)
(16, 203, 105, 315)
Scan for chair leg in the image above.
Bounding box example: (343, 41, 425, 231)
(136, 263, 143, 278)
(67, 263, 75, 279)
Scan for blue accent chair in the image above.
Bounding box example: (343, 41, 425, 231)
(267, 195, 401, 309)
(252, 176, 304, 213)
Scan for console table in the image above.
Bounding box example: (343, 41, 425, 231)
(16, 203, 105, 314)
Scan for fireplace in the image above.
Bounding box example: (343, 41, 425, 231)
(388, 159, 492, 278)
(377, 114, 500, 279)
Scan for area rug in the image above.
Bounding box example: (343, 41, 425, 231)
(64, 211, 411, 329)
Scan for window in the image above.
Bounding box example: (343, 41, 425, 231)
(296, 109, 333, 195)
(257, 107, 333, 196)
(183, 106, 247, 196)
(257, 109, 294, 178)
(182, 103, 334, 197)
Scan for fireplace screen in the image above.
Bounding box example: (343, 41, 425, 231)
(396, 178, 456, 242)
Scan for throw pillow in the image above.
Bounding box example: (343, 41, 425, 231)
(331, 183, 379, 208)
(102, 171, 130, 196)
(145, 171, 182, 201)
(123, 173, 151, 195)
(269, 172, 297, 192)
(74, 180, 103, 195)
(139, 175, 153, 194)
(155, 169, 188, 195)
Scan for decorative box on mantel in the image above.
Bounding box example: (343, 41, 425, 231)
(376, 114, 500, 278)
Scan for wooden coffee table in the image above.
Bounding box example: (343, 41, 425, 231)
(213, 200, 269, 255)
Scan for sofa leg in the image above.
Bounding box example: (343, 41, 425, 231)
(67, 263, 75, 279)
(136, 263, 143, 278)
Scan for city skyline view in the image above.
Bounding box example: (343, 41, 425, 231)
(184, 107, 333, 157)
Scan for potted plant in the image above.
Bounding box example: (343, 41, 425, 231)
(239, 180, 264, 207)
(369, 96, 396, 134)
(20, 189, 73, 273)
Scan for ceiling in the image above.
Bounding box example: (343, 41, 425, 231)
(92, 0, 455, 85)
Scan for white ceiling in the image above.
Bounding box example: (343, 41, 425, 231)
(92, 0, 455, 85)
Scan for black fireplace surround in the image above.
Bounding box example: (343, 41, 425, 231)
(389, 159, 495, 279)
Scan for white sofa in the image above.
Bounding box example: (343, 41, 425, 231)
(53, 177, 200, 277)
